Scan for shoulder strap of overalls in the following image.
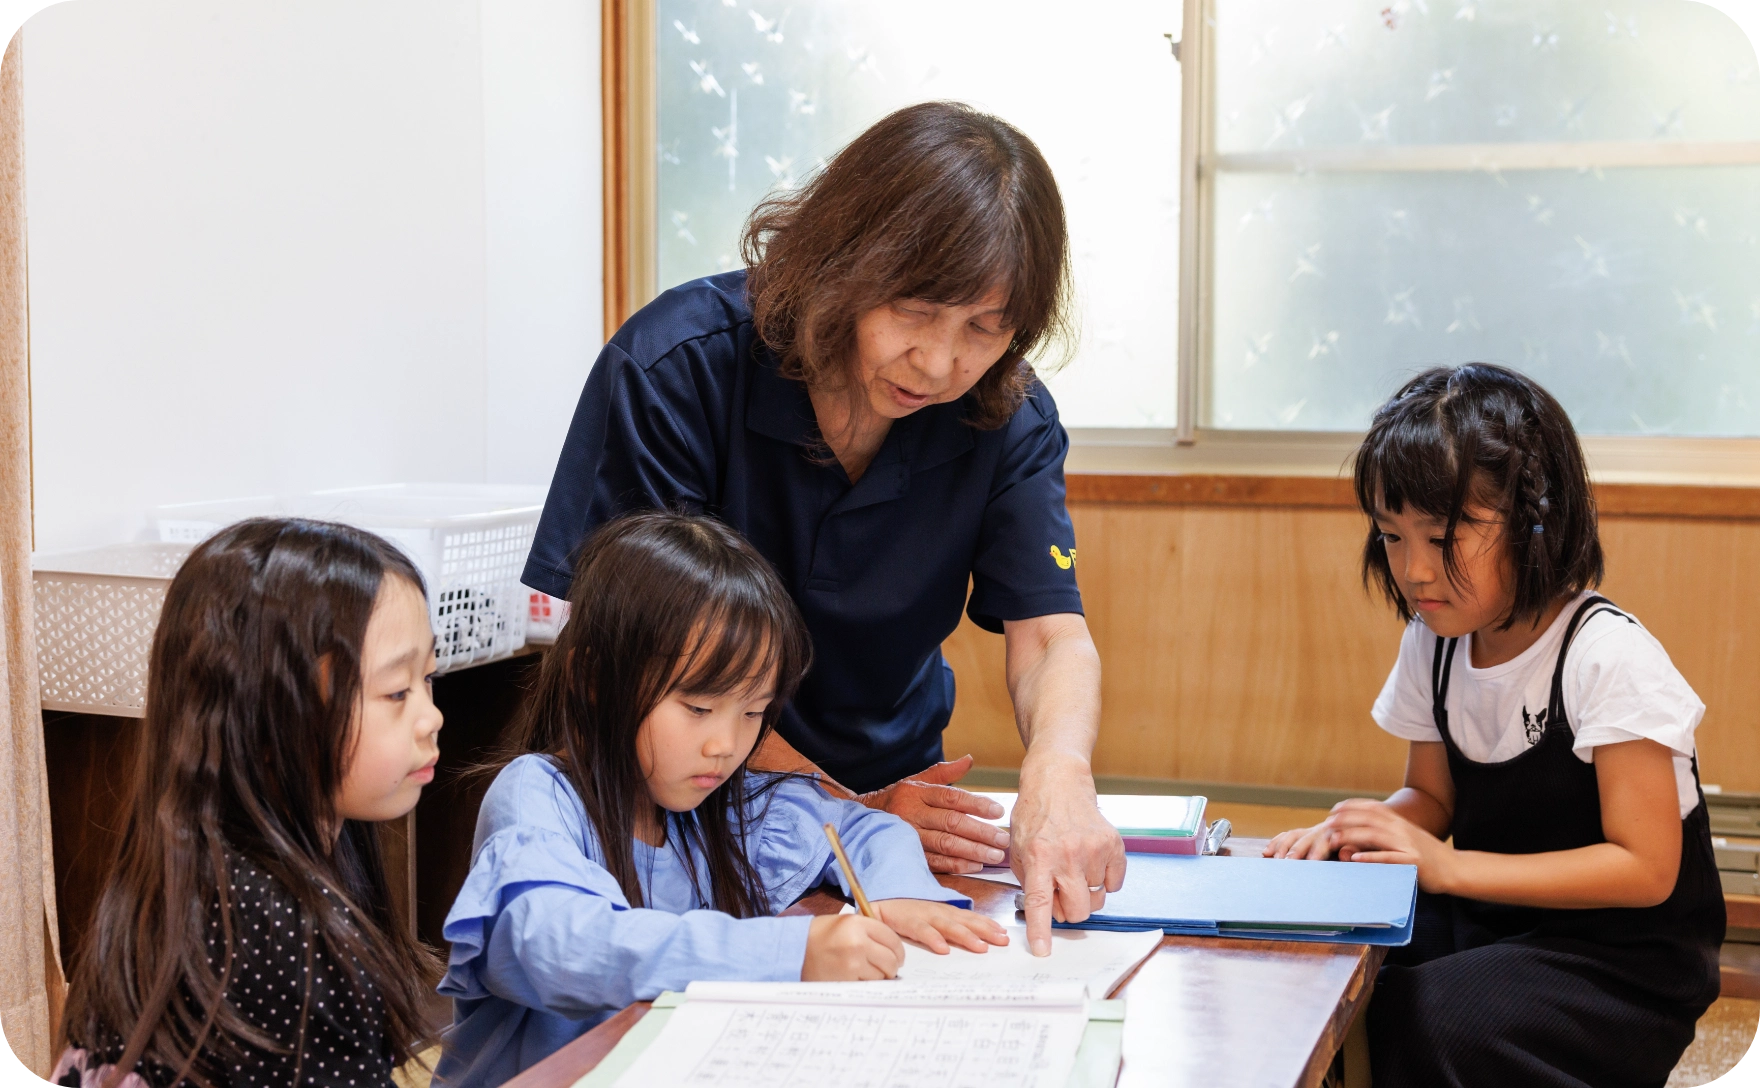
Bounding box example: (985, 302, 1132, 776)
(1429, 630, 1460, 741)
(1545, 595, 1635, 727)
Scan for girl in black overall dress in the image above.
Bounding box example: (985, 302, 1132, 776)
(1266, 364, 1724, 1088)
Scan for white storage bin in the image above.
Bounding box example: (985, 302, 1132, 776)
(153, 484, 546, 672)
(32, 543, 193, 716)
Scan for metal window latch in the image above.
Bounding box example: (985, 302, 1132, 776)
(1165, 33, 1181, 61)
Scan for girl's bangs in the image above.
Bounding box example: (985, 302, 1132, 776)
(670, 598, 785, 698)
(1356, 417, 1468, 523)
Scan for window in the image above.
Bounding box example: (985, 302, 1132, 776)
(1206, 0, 1760, 437)
(613, 0, 1760, 450)
(649, 0, 1183, 428)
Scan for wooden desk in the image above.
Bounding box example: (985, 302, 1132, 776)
(503, 841, 1386, 1088)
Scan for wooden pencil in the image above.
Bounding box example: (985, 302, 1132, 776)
(822, 822, 879, 919)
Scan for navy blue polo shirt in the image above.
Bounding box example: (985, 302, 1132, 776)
(523, 271, 1083, 793)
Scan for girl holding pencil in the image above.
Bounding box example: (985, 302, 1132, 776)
(435, 511, 1007, 1088)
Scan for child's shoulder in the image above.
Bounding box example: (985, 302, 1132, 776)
(739, 773, 852, 836)
(222, 851, 300, 919)
(1569, 598, 1659, 652)
(494, 751, 572, 786)
(478, 754, 592, 840)
(742, 770, 841, 812)
(1565, 599, 1689, 681)
(739, 773, 912, 847)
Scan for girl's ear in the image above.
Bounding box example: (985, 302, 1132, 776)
(316, 652, 334, 703)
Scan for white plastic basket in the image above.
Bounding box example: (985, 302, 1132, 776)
(154, 484, 545, 673)
(32, 543, 193, 716)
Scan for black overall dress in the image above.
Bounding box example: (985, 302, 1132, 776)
(1367, 597, 1725, 1088)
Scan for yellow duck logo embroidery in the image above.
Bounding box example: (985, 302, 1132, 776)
(1049, 545, 1076, 570)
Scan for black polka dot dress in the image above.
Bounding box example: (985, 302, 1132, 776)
(58, 855, 396, 1088)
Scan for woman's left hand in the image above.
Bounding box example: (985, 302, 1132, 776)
(857, 754, 1013, 873)
(1324, 799, 1457, 893)
(873, 899, 1011, 954)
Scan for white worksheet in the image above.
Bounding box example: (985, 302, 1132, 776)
(968, 866, 1023, 887)
(611, 981, 1088, 1088)
(897, 926, 1162, 998)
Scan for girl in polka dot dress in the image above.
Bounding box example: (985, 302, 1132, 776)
(55, 519, 446, 1088)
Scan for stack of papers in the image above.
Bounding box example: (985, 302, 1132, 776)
(604, 980, 1099, 1088)
(579, 925, 1164, 1087)
(898, 925, 1163, 999)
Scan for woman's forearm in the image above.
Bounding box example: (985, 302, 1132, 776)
(1441, 842, 1677, 909)
(1000, 613, 1123, 953)
(1005, 613, 1102, 769)
(748, 730, 854, 796)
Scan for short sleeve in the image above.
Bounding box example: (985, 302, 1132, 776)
(1370, 621, 1443, 744)
(522, 341, 722, 598)
(964, 385, 1084, 633)
(1565, 615, 1705, 761)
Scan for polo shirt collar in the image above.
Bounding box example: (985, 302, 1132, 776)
(896, 399, 976, 474)
(745, 349, 977, 473)
(746, 349, 818, 446)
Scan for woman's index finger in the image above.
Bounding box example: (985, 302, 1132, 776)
(1019, 864, 1057, 957)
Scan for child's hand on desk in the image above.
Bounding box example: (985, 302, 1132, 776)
(803, 914, 904, 980)
(874, 899, 1010, 955)
(1323, 800, 1456, 892)
(1264, 822, 1341, 860)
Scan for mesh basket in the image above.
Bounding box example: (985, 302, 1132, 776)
(32, 543, 192, 716)
(155, 485, 545, 672)
(33, 486, 548, 716)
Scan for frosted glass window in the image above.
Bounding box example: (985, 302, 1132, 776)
(656, 0, 1183, 428)
(1209, 0, 1760, 436)
(1215, 1, 1760, 150)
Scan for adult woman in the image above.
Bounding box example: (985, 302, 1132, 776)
(522, 101, 1122, 953)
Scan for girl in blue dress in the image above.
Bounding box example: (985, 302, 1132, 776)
(436, 511, 1006, 1087)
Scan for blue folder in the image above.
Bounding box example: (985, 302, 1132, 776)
(1043, 853, 1418, 946)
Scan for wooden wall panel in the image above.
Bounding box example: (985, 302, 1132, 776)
(1596, 518, 1760, 794)
(944, 502, 1760, 794)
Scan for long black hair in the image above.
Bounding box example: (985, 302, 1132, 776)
(504, 510, 812, 917)
(1354, 363, 1604, 629)
(60, 518, 441, 1088)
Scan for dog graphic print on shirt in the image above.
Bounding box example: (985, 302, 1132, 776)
(1522, 706, 1548, 747)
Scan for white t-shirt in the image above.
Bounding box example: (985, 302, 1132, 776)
(1371, 591, 1705, 818)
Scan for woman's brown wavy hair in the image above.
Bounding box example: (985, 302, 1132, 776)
(741, 100, 1073, 430)
(60, 518, 440, 1088)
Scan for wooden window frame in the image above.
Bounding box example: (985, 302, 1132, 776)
(602, 0, 657, 336)
(604, 0, 1760, 509)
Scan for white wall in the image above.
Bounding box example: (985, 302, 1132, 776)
(24, 0, 602, 554)
(481, 0, 603, 486)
